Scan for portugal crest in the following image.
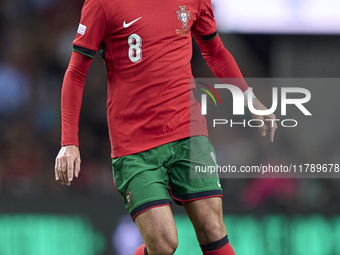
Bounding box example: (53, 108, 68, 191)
(177, 6, 191, 29)
(125, 190, 133, 207)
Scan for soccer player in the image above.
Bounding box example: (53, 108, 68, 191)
(55, 0, 277, 254)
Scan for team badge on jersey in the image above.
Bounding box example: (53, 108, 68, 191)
(177, 6, 191, 29)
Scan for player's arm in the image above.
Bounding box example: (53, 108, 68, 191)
(55, 52, 92, 186)
(194, 34, 278, 142)
(192, 0, 277, 141)
(195, 34, 278, 141)
(55, 0, 107, 185)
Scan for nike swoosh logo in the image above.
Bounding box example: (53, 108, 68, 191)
(123, 17, 142, 28)
(217, 180, 221, 188)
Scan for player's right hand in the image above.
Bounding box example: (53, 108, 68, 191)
(55, 145, 81, 186)
(249, 98, 278, 143)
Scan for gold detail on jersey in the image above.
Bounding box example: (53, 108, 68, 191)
(177, 6, 191, 29)
(176, 29, 190, 36)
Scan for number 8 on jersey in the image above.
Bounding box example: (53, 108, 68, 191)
(128, 34, 142, 63)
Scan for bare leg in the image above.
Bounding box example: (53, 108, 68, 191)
(135, 205, 178, 255)
(182, 197, 226, 245)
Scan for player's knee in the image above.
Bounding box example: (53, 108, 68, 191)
(196, 218, 225, 243)
(147, 233, 178, 255)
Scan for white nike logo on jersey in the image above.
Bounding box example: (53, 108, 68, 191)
(123, 17, 142, 28)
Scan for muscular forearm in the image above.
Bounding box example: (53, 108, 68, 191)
(61, 51, 92, 146)
(195, 34, 249, 92)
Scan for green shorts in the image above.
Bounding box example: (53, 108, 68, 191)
(112, 136, 222, 221)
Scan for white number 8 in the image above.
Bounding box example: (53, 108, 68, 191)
(128, 34, 142, 63)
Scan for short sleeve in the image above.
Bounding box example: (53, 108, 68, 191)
(192, 0, 217, 40)
(72, 0, 107, 58)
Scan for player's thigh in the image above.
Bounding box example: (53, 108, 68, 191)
(169, 136, 225, 244)
(168, 136, 222, 203)
(182, 197, 226, 245)
(135, 206, 178, 255)
(112, 151, 172, 221)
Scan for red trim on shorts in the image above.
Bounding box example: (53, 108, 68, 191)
(132, 204, 171, 221)
(169, 185, 223, 205)
(172, 194, 223, 203)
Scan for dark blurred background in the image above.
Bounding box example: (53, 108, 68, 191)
(0, 0, 340, 254)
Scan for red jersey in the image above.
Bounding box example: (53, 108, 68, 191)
(71, 0, 217, 158)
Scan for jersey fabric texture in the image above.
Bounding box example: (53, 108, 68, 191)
(71, 0, 217, 158)
(112, 136, 222, 221)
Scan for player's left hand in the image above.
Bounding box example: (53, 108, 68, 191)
(249, 98, 278, 142)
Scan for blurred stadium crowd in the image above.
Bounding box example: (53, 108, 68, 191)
(0, 0, 340, 215)
(0, 0, 114, 198)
